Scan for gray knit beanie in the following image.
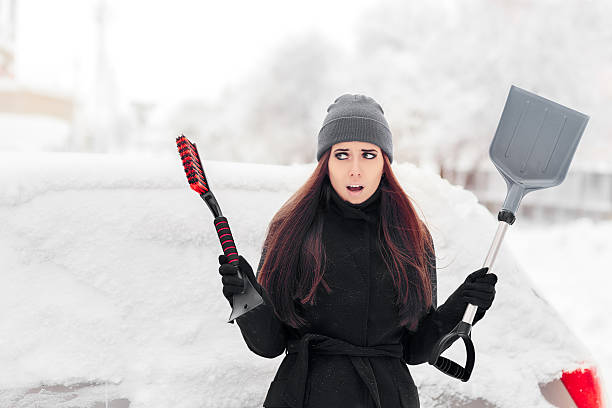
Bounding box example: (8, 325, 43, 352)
(316, 94, 393, 163)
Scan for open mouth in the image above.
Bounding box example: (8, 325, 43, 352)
(347, 185, 364, 192)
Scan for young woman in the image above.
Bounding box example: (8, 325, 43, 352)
(218, 94, 498, 408)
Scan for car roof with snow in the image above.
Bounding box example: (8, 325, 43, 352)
(0, 152, 602, 407)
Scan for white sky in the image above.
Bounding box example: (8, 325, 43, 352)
(14, 0, 377, 106)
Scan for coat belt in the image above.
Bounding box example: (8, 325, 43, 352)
(283, 333, 404, 408)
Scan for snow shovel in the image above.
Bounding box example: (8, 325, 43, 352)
(176, 135, 264, 323)
(428, 85, 589, 381)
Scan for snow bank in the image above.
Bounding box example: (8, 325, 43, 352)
(0, 113, 70, 152)
(0, 152, 598, 407)
(506, 218, 612, 399)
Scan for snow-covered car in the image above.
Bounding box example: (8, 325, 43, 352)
(0, 153, 606, 407)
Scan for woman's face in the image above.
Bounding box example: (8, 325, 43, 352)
(327, 141, 384, 204)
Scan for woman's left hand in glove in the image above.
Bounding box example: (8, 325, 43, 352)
(437, 267, 498, 327)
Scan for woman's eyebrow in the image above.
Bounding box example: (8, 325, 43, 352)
(333, 148, 378, 152)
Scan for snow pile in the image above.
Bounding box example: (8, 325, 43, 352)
(0, 113, 70, 151)
(506, 218, 612, 397)
(0, 152, 599, 407)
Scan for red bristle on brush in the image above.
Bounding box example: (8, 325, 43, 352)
(176, 135, 209, 194)
(175, 133, 264, 322)
(176, 133, 238, 264)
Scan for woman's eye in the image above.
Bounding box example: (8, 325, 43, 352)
(335, 152, 377, 159)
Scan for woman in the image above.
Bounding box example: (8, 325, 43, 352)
(218, 94, 498, 408)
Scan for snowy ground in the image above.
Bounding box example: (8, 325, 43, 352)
(0, 152, 608, 407)
(506, 218, 612, 395)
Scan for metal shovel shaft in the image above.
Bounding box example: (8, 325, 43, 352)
(462, 220, 509, 324)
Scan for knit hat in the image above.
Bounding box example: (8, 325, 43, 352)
(316, 94, 393, 163)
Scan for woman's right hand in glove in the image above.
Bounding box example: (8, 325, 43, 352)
(218, 254, 260, 306)
(219, 254, 286, 355)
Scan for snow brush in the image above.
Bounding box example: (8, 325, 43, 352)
(176, 134, 264, 323)
(428, 85, 589, 381)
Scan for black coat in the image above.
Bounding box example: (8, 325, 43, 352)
(235, 183, 462, 408)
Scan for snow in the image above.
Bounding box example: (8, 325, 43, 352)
(0, 113, 70, 151)
(506, 218, 612, 392)
(0, 151, 608, 407)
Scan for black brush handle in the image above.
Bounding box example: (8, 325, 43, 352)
(214, 216, 245, 287)
(211, 207, 264, 323)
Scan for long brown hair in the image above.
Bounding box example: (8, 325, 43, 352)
(257, 148, 434, 330)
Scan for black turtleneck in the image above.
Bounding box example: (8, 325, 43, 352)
(327, 182, 382, 224)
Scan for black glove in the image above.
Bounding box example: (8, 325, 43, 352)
(436, 267, 497, 329)
(218, 254, 262, 306)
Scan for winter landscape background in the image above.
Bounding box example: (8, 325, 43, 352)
(0, 153, 608, 407)
(1, 0, 611, 406)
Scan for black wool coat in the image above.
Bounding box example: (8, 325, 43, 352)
(235, 183, 461, 408)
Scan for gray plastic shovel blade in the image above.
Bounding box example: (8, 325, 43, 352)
(489, 85, 589, 214)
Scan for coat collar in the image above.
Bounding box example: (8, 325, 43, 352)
(328, 182, 382, 224)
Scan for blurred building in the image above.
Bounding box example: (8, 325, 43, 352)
(0, 0, 15, 79)
(0, 0, 74, 151)
(450, 160, 612, 222)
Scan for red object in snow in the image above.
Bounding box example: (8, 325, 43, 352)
(561, 367, 603, 408)
(176, 134, 209, 195)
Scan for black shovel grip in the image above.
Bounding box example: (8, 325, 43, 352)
(429, 321, 475, 382)
(214, 216, 245, 285)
